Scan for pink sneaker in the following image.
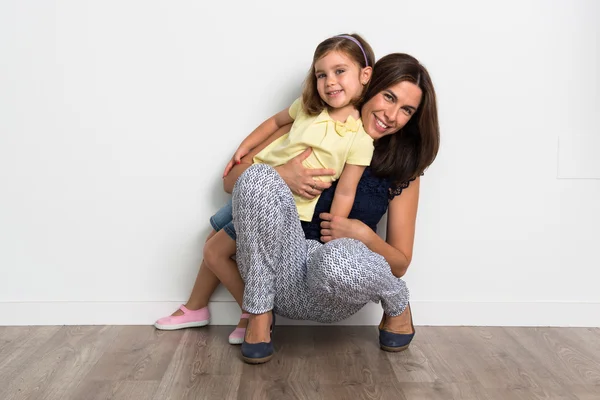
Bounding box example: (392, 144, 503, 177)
(154, 305, 210, 330)
(228, 313, 250, 345)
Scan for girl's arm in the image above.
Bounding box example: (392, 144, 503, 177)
(223, 123, 336, 195)
(222, 109, 294, 177)
(319, 177, 420, 278)
(328, 164, 366, 218)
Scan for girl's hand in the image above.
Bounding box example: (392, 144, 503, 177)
(223, 147, 251, 178)
(319, 213, 369, 243)
(275, 148, 336, 199)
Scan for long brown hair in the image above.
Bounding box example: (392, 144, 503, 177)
(302, 33, 375, 116)
(365, 53, 440, 185)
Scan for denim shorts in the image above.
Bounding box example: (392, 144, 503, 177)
(209, 198, 236, 240)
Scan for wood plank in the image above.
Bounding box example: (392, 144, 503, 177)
(383, 336, 438, 383)
(238, 326, 404, 399)
(506, 327, 600, 386)
(0, 326, 61, 378)
(237, 380, 408, 400)
(239, 326, 396, 385)
(571, 328, 600, 358)
(388, 327, 480, 385)
(152, 326, 241, 400)
(0, 325, 598, 400)
(446, 327, 575, 396)
(311, 326, 397, 385)
(389, 327, 580, 399)
(236, 380, 319, 400)
(85, 325, 184, 381)
(398, 382, 498, 400)
(111, 380, 160, 399)
(68, 380, 160, 400)
(2, 326, 120, 400)
(566, 384, 600, 400)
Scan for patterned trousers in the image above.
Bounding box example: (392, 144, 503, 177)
(232, 164, 409, 323)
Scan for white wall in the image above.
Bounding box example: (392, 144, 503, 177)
(1, 0, 599, 326)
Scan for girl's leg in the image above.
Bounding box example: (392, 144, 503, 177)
(203, 230, 253, 341)
(232, 164, 308, 343)
(156, 230, 246, 331)
(203, 229, 244, 308)
(155, 230, 223, 330)
(171, 229, 220, 316)
(205, 199, 249, 330)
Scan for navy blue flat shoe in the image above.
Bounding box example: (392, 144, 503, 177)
(241, 312, 275, 364)
(379, 304, 415, 352)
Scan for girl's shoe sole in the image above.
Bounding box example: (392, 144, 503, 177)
(229, 337, 244, 345)
(154, 320, 209, 330)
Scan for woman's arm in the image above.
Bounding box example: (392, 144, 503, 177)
(319, 177, 420, 278)
(223, 124, 336, 195)
(328, 164, 366, 217)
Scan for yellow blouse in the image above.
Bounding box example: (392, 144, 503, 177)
(254, 98, 374, 221)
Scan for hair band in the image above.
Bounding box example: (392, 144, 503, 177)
(336, 35, 369, 67)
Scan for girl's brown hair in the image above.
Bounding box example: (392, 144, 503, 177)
(365, 53, 440, 185)
(301, 33, 375, 116)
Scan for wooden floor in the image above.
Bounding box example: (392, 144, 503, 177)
(1, 326, 599, 400)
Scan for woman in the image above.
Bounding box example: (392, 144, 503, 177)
(156, 53, 439, 365)
(228, 53, 439, 363)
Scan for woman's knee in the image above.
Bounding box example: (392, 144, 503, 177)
(309, 238, 391, 290)
(308, 238, 366, 290)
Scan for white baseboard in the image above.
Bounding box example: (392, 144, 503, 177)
(0, 301, 599, 327)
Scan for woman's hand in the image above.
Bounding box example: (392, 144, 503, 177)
(275, 148, 336, 199)
(319, 212, 370, 243)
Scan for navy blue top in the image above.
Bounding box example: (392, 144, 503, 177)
(301, 167, 413, 242)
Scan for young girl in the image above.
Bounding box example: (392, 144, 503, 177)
(155, 33, 375, 343)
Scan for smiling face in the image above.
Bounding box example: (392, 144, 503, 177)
(361, 80, 423, 140)
(314, 50, 368, 110)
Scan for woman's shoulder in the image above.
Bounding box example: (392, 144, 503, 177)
(388, 173, 422, 199)
(359, 168, 421, 200)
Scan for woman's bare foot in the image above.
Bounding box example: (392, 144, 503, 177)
(244, 311, 273, 344)
(382, 303, 414, 334)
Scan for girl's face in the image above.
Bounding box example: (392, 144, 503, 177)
(361, 81, 423, 140)
(314, 50, 371, 110)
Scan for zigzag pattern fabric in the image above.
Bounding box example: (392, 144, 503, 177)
(232, 164, 409, 323)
